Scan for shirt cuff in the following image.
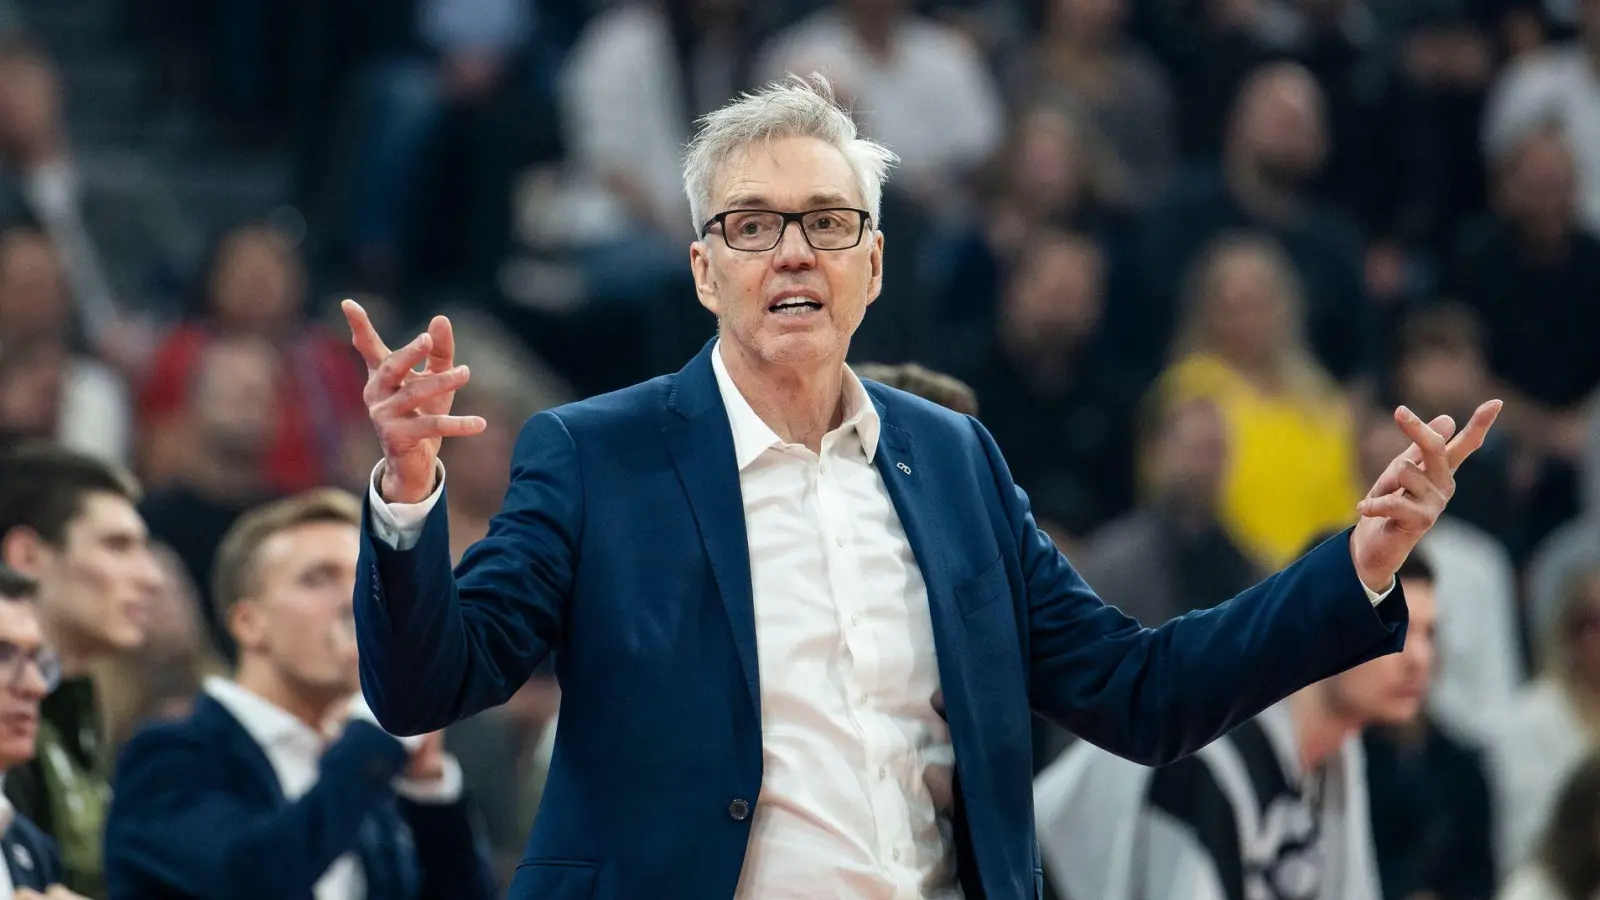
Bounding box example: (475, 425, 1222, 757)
(395, 754, 464, 805)
(345, 692, 426, 753)
(1364, 578, 1396, 606)
(367, 460, 446, 552)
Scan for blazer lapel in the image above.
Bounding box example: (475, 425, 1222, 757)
(196, 696, 290, 806)
(663, 343, 761, 719)
(869, 397, 959, 641)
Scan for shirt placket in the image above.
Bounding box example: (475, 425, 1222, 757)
(815, 436, 912, 887)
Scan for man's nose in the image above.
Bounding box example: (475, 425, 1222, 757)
(772, 220, 816, 267)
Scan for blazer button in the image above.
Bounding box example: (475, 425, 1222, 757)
(727, 798, 751, 821)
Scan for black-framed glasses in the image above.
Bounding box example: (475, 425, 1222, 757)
(0, 641, 60, 693)
(700, 208, 872, 252)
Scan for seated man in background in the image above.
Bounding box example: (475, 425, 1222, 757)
(0, 563, 90, 899)
(103, 490, 496, 900)
(1035, 549, 1442, 900)
(0, 443, 163, 899)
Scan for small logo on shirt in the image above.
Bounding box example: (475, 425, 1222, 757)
(12, 842, 33, 872)
(896, 462, 912, 474)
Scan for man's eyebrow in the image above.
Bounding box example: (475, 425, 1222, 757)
(720, 192, 856, 211)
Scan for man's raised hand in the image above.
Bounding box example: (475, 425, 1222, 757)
(1349, 399, 1502, 591)
(342, 299, 486, 504)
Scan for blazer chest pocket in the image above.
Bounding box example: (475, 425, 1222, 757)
(953, 555, 1008, 617)
(511, 860, 598, 899)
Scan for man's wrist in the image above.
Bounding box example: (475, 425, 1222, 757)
(376, 460, 439, 505)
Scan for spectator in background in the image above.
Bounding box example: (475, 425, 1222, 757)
(1384, 302, 1514, 537)
(105, 490, 497, 900)
(0, 564, 91, 899)
(340, 0, 556, 292)
(1119, 62, 1370, 387)
(1448, 126, 1600, 554)
(1358, 396, 1525, 750)
(1489, 565, 1600, 874)
(1496, 752, 1600, 900)
(960, 229, 1136, 545)
(920, 100, 1132, 372)
(138, 336, 283, 660)
(1133, 0, 1275, 161)
(0, 227, 130, 464)
(1036, 549, 1441, 900)
(1077, 396, 1259, 629)
(1482, 0, 1600, 235)
(757, 0, 1005, 218)
(1151, 231, 1363, 570)
(0, 444, 163, 898)
(1007, 0, 1177, 208)
(852, 362, 980, 416)
(92, 543, 225, 753)
(137, 223, 369, 495)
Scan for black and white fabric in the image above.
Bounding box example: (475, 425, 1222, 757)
(1034, 701, 1380, 900)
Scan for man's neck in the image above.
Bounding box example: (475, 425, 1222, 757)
(1224, 157, 1304, 226)
(1288, 688, 1360, 775)
(234, 663, 341, 733)
(720, 342, 847, 453)
(41, 619, 97, 680)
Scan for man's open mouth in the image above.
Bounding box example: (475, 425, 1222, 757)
(769, 297, 823, 314)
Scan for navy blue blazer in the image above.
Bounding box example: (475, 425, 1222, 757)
(3, 809, 62, 891)
(103, 694, 496, 900)
(355, 340, 1408, 900)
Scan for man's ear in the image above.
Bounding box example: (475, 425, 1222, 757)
(1, 527, 50, 580)
(690, 240, 720, 316)
(229, 599, 267, 653)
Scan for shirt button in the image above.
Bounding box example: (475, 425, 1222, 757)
(851, 615, 861, 627)
(878, 766, 886, 778)
(893, 849, 902, 862)
(728, 798, 751, 821)
(835, 536, 846, 548)
(858, 694, 868, 706)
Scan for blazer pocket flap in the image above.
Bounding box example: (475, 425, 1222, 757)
(511, 860, 599, 899)
(954, 555, 1008, 617)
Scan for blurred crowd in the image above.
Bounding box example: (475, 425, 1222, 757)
(0, 0, 1592, 897)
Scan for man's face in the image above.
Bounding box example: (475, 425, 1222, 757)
(232, 521, 361, 702)
(34, 492, 160, 658)
(690, 136, 884, 375)
(0, 600, 50, 770)
(1236, 72, 1327, 185)
(1326, 577, 1438, 726)
(192, 338, 280, 458)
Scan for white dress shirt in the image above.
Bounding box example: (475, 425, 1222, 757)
(0, 776, 14, 900)
(368, 341, 1393, 897)
(202, 678, 463, 900)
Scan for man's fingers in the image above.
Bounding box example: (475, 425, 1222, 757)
(424, 315, 456, 375)
(1392, 459, 1436, 502)
(375, 366, 470, 417)
(1445, 399, 1503, 470)
(386, 414, 488, 443)
(374, 332, 434, 391)
(1395, 406, 1453, 488)
(342, 299, 392, 369)
(1357, 490, 1430, 526)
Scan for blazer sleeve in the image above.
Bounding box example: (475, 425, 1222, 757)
(356, 410, 582, 736)
(104, 721, 410, 900)
(969, 417, 1408, 766)
(400, 797, 498, 900)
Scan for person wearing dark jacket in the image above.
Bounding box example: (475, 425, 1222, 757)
(103, 489, 495, 900)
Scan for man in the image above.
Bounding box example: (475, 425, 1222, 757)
(103, 489, 496, 900)
(0, 444, 161, 898)
(1034, 550, 1441, 900)
(137, 335, 283, 660)
(344, 75, 1500, 900)
(0, 563, 90, 900)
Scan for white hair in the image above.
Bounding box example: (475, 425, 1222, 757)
(682, 73, 899, 235)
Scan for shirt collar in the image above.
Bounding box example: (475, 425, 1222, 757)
(0, 775, 12, 835)
(203, 676, 326, 755)
(711, 339, 880, 470)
